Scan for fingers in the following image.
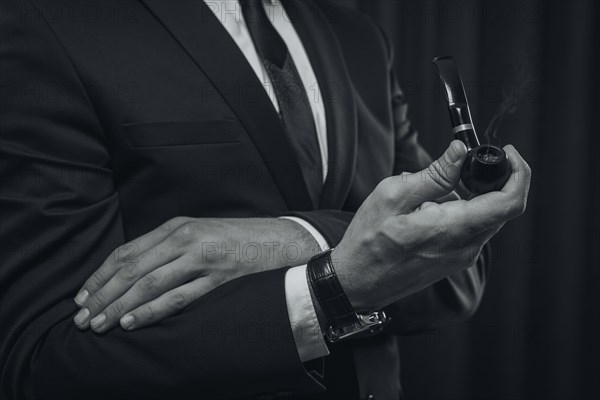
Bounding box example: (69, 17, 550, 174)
(74, 216, 192, 307)
(452, 145, 531, 232)
(388, 140, 467, 212)
(446, 224, 502, 267)
(473, 223, 504, 245)
(74, 241, 141, 307)
(437, 191, 461, 203)
(501, 145, 532, 206)
(86, 256, 198, 333)
(119, 279, 215, 331)
(74, 235, 184, 330)
(417, 190, 460, 210)
(418, 201, 438, 210)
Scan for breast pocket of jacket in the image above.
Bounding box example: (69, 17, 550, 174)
(124, 118, 244, 148)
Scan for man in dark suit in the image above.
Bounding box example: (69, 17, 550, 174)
(0, 0, 530, 398)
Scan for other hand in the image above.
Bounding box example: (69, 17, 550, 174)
(73, 218, 321, 333)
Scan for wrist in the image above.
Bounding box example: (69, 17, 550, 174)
(274, 218, 322, 267)
(307, 249, 388, 342)
(216, 218, 322, 271)
(330, 246, 369, 311)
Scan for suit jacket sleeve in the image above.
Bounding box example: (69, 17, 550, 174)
(288, 21, 491, 334)
(0, 7, 320, 399)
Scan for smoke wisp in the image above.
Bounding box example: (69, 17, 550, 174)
(483, 61, 533, 146)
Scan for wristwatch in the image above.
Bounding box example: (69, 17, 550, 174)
(307, 249, 388, 343)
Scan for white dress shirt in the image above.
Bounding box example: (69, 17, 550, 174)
(203, 0, 330, 361)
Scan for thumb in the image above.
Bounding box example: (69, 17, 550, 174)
(403, 140, 467, 207)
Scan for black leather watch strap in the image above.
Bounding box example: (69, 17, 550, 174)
(307, 250, 358, 328)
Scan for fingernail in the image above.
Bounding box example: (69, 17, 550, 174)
(449, 140, 466, 163)
(90, 313, 106, 331)
(74, 289, 89, 306)
(121, 315, 135, 330)
(74, 308, 90, 327)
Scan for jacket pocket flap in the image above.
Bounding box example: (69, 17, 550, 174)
(124, 119, 243, 147)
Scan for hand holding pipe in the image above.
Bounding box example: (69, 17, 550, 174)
(433, 56, 510, 195)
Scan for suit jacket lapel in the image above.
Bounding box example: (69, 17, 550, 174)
(282, 0, 359, 209)
(139, 0, 314, 211)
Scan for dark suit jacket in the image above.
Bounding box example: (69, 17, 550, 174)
(0, 0, 490, 398)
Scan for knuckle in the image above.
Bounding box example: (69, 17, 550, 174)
(116, 263, 138, 283)
(91, 291, 107, 308)
(140, 305, 156, 322)
(163, 216, 191, 231)
(515, 160, 532, 182)
(139, 274, 158, 294)
(112, 300, 125, 316)
(516, 198, 527, 215)
(208, 271, 227, 287)
(376, 177, 399, 201)
(166, 262, 191, 281)
(510, 197, 524, 216)
(522, 160, 532, 177)
(169, 293, 187, 310)
(88, 270, 105, 288)
(427, 210, 454, 239)
(114, 242, 139, 264)
(450, 209, 473, 235)
(172, 221, 198, 242)
(189, 247, 209, 265)
(505, 198, 526, 218)
(502, 202, 515, 219)
(457, 221, 475, 238)
(463, 220, 481, 238)
(432, 220, 450, 238)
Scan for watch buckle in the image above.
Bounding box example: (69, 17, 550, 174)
(326, 311, 388, 343)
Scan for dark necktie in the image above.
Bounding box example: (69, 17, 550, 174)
(240, 0, 323, 206)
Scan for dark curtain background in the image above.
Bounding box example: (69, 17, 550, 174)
(337, 1, 599, 399)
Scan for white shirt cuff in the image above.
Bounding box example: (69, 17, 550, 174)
(284, 265, 330, 362)
(280, 216, 330, 251)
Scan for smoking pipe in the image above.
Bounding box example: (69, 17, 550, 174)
(433, 56, 510, 195)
